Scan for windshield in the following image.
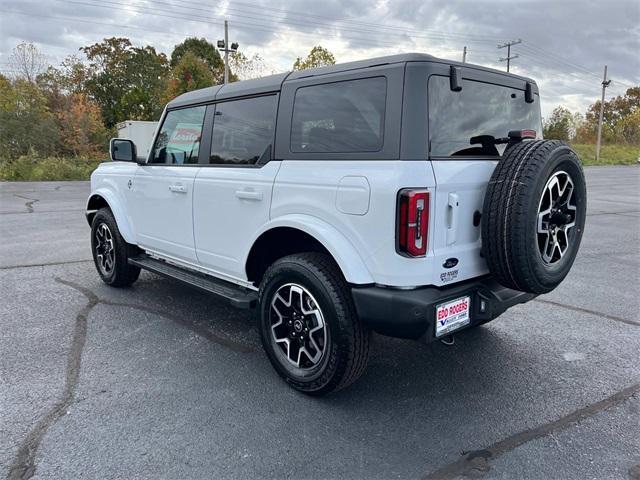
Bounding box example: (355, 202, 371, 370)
(428, 75, 542, 157)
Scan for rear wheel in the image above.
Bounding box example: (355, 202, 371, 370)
(258, 253, 370, 395)
(91, 208, 141, 287)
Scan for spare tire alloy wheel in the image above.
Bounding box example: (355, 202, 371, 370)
(537, 171, 577, 265)
(95, 222, 115, 276)
(482, 140, 587, 294)
(269, 283, 328, 370)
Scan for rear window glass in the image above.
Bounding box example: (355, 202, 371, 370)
(428, 76, 542, 157)
(210, 95, 277, 165)
(290, 77, 386, 153)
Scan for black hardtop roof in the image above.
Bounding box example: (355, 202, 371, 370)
(166, 52, 536, 108)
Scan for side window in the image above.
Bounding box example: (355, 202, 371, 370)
(210, 95, 277, 165)
(290, 77, 386, 153)
(151, 106, 206, 164)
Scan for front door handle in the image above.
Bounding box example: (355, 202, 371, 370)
(235, 189, 263, 201)
(169, 183, 187, 193)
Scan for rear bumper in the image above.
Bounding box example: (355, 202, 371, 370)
(351, 276, 536, 342)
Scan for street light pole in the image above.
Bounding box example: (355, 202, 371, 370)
(217, 21, 239, 85)
(224, 20, 229, 85)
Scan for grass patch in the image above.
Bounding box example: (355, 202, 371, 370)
(0, 155, 104, 181)
(571, 143, 640, 166)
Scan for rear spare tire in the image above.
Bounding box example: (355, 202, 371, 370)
(481, 140, 586, 294)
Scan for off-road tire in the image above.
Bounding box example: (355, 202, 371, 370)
(482, 140, 586, 294)
(258, 253, 371, 395)
(91, 208, 141, 287)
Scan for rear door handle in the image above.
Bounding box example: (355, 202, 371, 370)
(169, 183, 187, 193)
(446, 193, 459, 245)
(235, 189, 263, 201)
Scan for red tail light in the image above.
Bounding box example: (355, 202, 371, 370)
(397, 189, 429, 257)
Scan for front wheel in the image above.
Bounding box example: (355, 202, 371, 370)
(257, 253, 371, 395)
(91, 208, 141, 287)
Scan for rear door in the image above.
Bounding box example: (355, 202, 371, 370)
(426, 69, 542, 286)
(129, 105, 206, 264)
(192, 94, 280, 281)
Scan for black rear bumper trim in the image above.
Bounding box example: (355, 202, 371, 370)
(351, 276, 536, 342)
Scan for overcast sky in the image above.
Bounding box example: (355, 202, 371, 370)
(0, 0, 638, 117)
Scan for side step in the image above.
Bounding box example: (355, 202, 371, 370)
(128, 255, 257, 309)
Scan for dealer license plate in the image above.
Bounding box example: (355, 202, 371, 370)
(435, 296, 471, 337)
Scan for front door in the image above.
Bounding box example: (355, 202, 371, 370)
(193, 95, 280, 281)
(130, 105, 207, 264)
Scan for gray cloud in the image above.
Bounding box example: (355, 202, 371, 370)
(0, 0, 638, 116)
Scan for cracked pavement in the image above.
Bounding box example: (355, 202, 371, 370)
(1, 167, 639, 479)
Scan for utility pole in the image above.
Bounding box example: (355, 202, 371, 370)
(224, 20, 229, 84)
(498, 39, 522, 72)
(595, 65, 611, 162)
(462, 46, 467, 63)
(217, 20, 239, 84)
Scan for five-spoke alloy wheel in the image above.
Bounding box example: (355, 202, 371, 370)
(536, 171, 577, 265)
(94, 222, 115, 276)
(258, 253, 370, 395)
(482, 140, 587, 294)
(270, 283, 328, 370)
(90, 208, 141, 287)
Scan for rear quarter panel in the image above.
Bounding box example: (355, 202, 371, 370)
(271, 160, 438, 287)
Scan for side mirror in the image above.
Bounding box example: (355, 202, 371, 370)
(109, 138, 137, 162)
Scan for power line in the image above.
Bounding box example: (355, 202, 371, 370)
(2, 4, 636, 98)
(140, 0, 506, 44)
(39, 0, 508, 67)
(517, 50, 632, 96)
(519, 44, 635, 91)
(56, 0, 503, 50)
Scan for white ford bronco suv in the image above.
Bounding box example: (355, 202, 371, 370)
(87, 53, 586, 395)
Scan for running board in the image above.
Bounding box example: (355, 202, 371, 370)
(128, 255, 257, 309)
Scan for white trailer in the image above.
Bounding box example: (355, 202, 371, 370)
(116, 121, 158, 160)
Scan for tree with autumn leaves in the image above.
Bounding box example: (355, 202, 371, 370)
(0, 39, 339, 164)
(543, 87, 640, 145)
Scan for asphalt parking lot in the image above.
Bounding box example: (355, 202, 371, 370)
(1, 166, 639, 480)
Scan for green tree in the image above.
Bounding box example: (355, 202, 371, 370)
(543, 106, 575, 141)
(293, 46, 336, 70)
(579, 86, 640, 144)
(0, 77, 59, 159)
(81, 37, 168, 127)
(163, 52, 214, 103)
(170, 37, 226, 84)
(616, 108, 640, 145)
(37, 56, 89, 116)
